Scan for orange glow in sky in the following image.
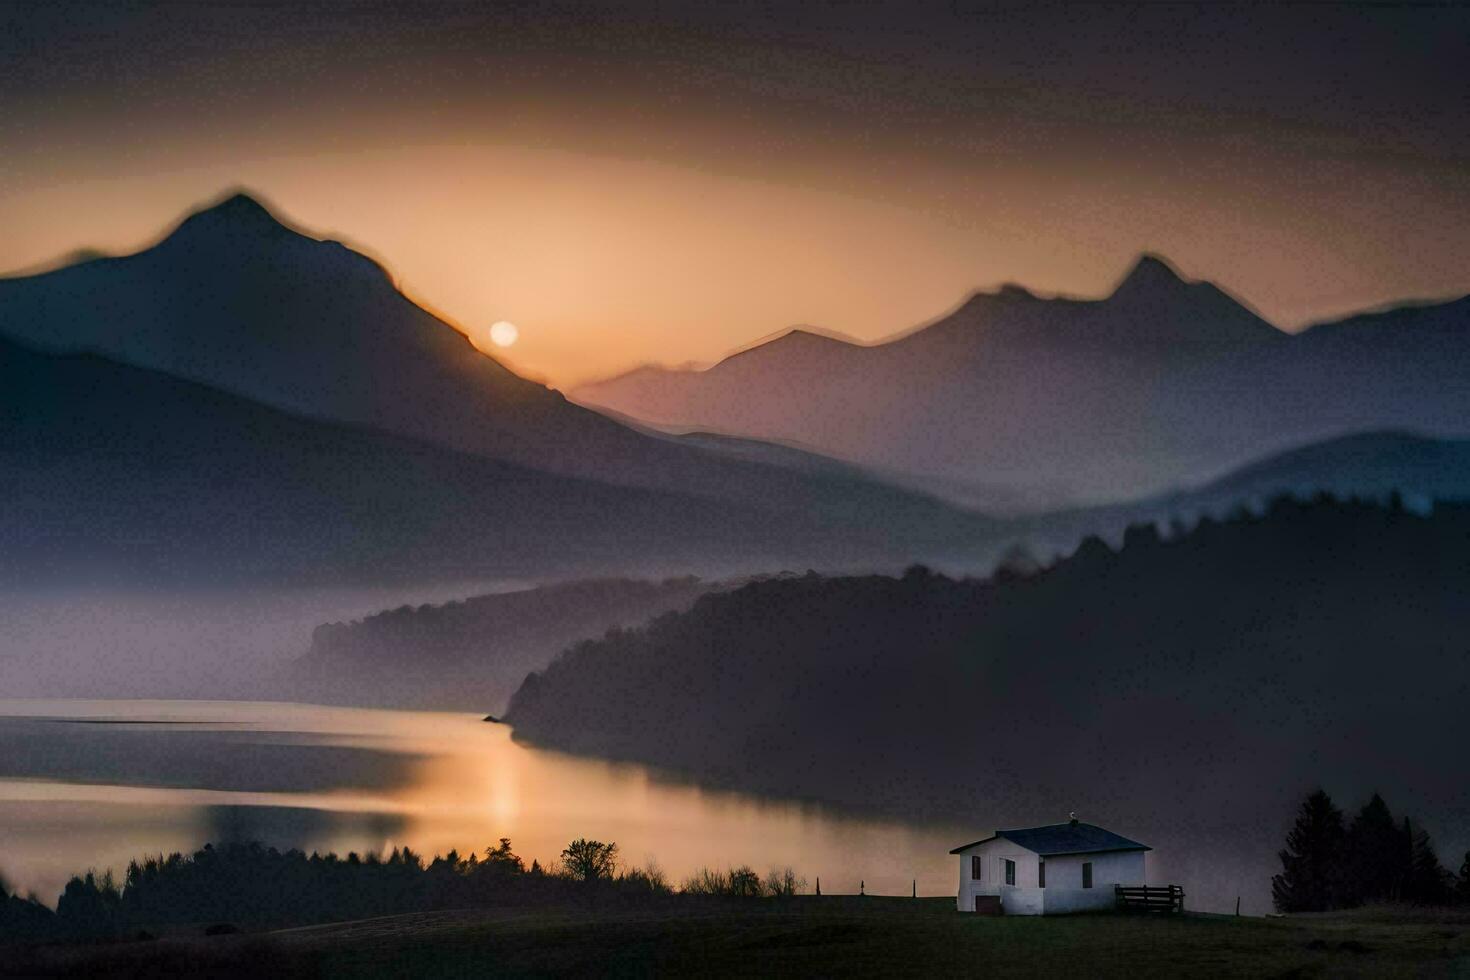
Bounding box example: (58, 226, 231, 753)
(2, 6, 1466, 389)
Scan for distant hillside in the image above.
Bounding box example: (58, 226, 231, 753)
(1180, 431, 1470, 509)
(574, 255, 1470, 506)
(0, 336, 991, 587)
(505, 498, 1470, 912)
(288, 577, 730, 712)
(1014, 431, 1470, 556)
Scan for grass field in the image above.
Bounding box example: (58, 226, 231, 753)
(7, 897, 1469, 978)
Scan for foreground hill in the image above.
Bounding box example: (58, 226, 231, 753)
(9, 895, 1468, 978)
(505, 498, 1470, 911)
(0, 337, 981, 586)
(574, 256, 1470, 507)
(288, 577, 730, 711)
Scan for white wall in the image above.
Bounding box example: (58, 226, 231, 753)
(955, 838, 1042, 912)
(956, 843, 1147, 915)
(1044, 851, 1146, 890)
(1001, 885, 1045, 914)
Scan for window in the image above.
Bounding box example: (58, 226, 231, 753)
(1082, 862, 1093, 889)
(1038, 859, 1046, 888)
(1004, 859, 1016, 886)
(971, 855, 981, 881)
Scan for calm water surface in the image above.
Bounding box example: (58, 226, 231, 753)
(0, 700, 968, 905)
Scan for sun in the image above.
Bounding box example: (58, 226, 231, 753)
(488, 321, 519, 348)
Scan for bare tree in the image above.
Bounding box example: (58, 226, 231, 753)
(764, 867, 806, 897)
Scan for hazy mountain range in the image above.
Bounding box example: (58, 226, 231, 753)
(0, 193, 1002, 584)
(259, 429, 1470, 713)
(0, 334, 871, 586)
(574, 256, 1470, 509)
(6, 191, 1470, 588)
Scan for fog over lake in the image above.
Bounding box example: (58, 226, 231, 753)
(0, 585, 527, 701)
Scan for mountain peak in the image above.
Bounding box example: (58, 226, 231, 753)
(1111, 253, 1188, 298)
(211, 190, 273, 215)
(170, 189, 294, 241)
(997, 283, 1035, 300)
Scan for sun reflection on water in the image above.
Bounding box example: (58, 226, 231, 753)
(0, 700, 968, 903)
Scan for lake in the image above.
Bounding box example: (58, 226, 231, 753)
(0, 699, 970, 906)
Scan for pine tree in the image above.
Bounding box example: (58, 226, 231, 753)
(1272, 789, 1347, 912)
(1404, 820, 1449, 905)
(1457, 852, 1470, 906)
(1344, 793, 1405, 906)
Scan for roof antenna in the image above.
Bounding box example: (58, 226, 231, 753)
(1069, 811, 1078, 828)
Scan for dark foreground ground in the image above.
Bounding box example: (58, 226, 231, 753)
(5, 898, 1468, 978)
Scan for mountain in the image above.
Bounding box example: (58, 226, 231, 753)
(1167, 430, 1470, 512)
(286, 577, 734, 712)
(1012, 430, 1470, 557)
(503, 497, 1470, 913)
(0, 336, 989, 587)
(270, 432, 1470, 710)
(0, 192, 1008, 577)
(572, 256, 1470, 507)
(0, 193, 591, 471)
(0, 191, 958, 517)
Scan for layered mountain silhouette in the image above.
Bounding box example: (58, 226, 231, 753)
(9, 192, 1468, 586)
(0, 192, 1006, 584)
(0, 335, 907, 586)
(573, 256, 1470, 508)
(263, 428, 1470, 712)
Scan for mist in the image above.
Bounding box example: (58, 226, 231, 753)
(0, 581, 526, 703)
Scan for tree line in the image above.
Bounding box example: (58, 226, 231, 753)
(1273, 789, 1470, 912)
(0, 838, 808, 944)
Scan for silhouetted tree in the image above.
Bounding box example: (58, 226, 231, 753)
(727, 866, 763, 897)
(764, 867, 805, 897)
(0, 871, 58, 942)
(560, 839, 618, 883)
(56, 870, 122, 938)
(482, 838, 524, 876)
(992, 544, 1040, 582)
(1457, 852, 1470, 905)
(617, 860, 671, 897)
(1272, 789, 1346, 912)
(1, 836, 724, 942)
(1404, 820, 1450, 905)
(1345, 794, 1405, 906)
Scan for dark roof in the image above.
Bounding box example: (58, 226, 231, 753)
(948, 822, 1150, 856)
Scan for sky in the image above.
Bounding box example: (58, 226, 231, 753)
(2, 1, 1467, 388)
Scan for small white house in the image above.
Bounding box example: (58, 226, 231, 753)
(951, 819, 1149, 915)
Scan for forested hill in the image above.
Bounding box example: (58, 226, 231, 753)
(504, 497, 1470, 913)
(288, 577, 729, 712)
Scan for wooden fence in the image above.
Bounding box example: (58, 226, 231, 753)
(1114, 885, 1184, 913)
